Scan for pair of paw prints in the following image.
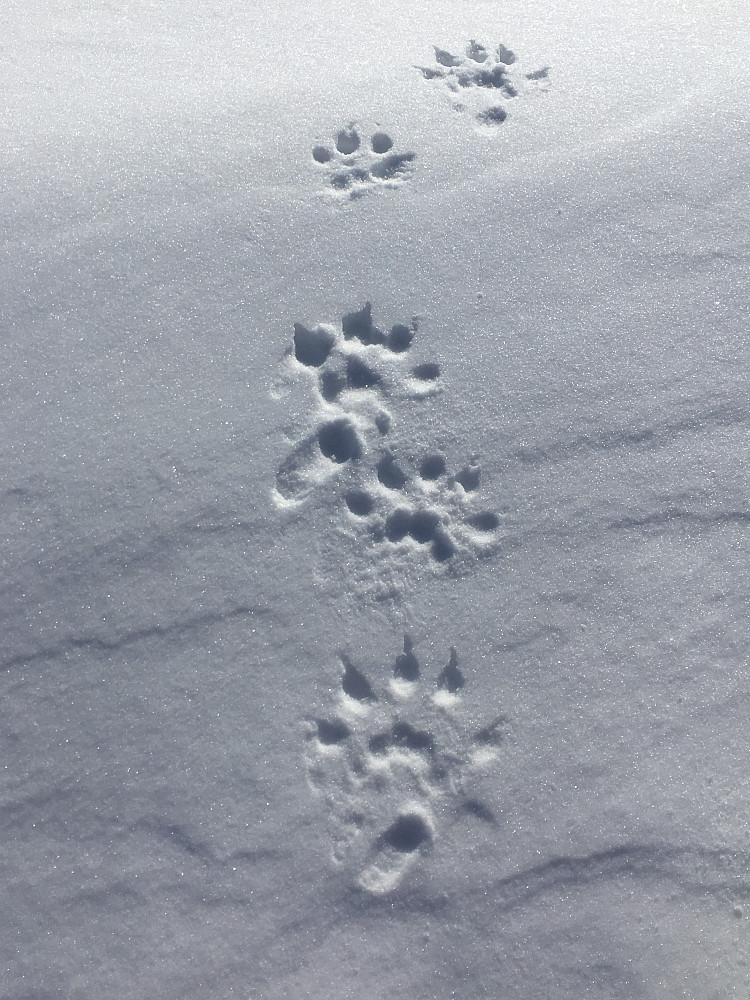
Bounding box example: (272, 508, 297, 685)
(272, 303, 501, 568)
(417, 40, 550, 126)
(312, 125, 416, 199)
(304, 638, 508, 895)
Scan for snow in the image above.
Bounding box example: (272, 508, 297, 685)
(2, 0, 750, 997)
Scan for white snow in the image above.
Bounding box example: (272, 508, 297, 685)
(2, 0, 750, 997)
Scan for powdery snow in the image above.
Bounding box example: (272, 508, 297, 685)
(2, 0, 750, 997)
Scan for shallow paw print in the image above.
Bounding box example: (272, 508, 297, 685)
(341, 449, 503, 567)
(272, 303, 441, 506)
(304, 638, 508, 894)
(416, 40, 550, 127)
(312, 125, 417, 198)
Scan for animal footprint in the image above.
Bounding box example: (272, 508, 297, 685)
(304, 639, 508, 894)
(312, 126, 416, 199)
(272, 303, 502, 578)
(272, 303, 440, 507)
(344, 449, 502, 566)
(416, 40, 549, 126)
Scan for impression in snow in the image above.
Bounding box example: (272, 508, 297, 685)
(272, 303, 502, 581)
(305, 637, 510, 894)
(416, 39, 550, 127)
(312, 125, 417, 199)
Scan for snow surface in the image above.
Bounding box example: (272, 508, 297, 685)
(2, 0, 750, 997)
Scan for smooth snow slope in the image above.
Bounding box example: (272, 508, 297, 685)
(2, 0, 750, 997)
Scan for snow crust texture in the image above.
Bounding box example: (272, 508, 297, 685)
(305, 637, 508, 895)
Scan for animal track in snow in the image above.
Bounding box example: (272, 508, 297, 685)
(273, 302, 440, 505)
(344, 447, 501, 567)
(304, 638, 508, 895)
(416, 40, 550, 127)
(312, 125, 416, 199)
(272, 303, 501, 572)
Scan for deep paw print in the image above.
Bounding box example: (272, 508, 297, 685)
(272, 303, 441, 506)
(304, 638, 509, 895)
(312, 125, 416, 198)
(343, 450, 502, 567)
(416, 40, 550, 126)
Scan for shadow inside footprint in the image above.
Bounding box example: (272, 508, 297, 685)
(420, 454, 446, 480)
(371, 132, 394, 153)
(319, 370, 347, 402)
(472, 67, 517, 95)
(431, 528, 456, 562)
(409, 510, 439, 544)
(477, 105, 507, 125)
(347, 355, 381, 389)
(370, 152, 416, 181)
(377, 454, 409, 490)
(435, 47, 461, 67)
(345, 489, 374, 517)
(391, 721, 433, 752)
(369, 722, 433, 755)
(294, 323, 335, 367)
(336, 127, 361, 154)
(341, 656, 377, 702)
(466, 40, 489, 62)
(393, 635, 420, 682)
(412, 362, 440, 381)
(466, 511, 500, 531)
(342, 302, 386, 346)
(437, 648, 465, 693)
(387, 324, 414, 353)
(462, 798, 496, 824)
(318, 419, 362, 463)
(455, 464, 481, 491)
(475, 715, 508, 746)
(419, 66, 446, 80)
(316, 718, 351, 745)
(379, 812, 432, 853)
(385, 508, 412, 542)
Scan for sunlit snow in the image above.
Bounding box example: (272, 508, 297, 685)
(2, 1, 750, 997)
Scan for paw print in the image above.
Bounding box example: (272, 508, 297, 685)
(272, 302, 440, 508)
(343, 448, 502, 567)
(416, 40, 550, 126)
(312, 125, 416, 198)
(304, 638, 509, 895)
